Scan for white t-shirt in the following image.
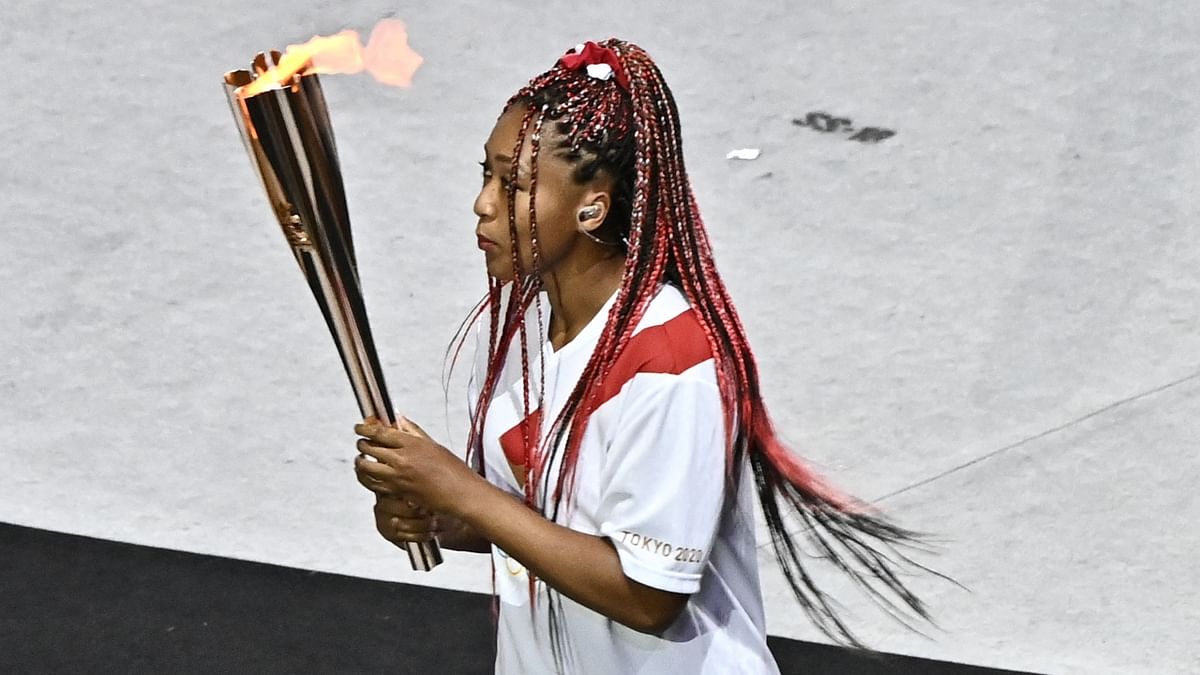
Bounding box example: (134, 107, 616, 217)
(469, 283, 780, 675)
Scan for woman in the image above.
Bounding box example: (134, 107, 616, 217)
(353, 39, 928, 674)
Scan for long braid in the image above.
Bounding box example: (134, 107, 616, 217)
(631, 54, 743, 460)
(620, 43, 939, 642)
(447, 39, 940, 656)
(461, 104, 541, 481)
(536, 55, 668, 515)
(525, 108, 551, 512)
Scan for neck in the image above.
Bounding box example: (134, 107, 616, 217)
(541, 246, 626, 350)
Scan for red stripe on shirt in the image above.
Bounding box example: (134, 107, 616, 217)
(498, 308, 713, 468)
(499, 409, 542, 467)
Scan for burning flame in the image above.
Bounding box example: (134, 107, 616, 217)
(305, 30, 366, 75)
(362, 19, 422, 87)
(239, 18, 423, 97)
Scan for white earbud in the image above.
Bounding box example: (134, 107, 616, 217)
(577, 203, 626, 247)
(577, 205, 602, 222)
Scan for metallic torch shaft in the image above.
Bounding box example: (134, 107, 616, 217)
(224, 67, 442, 572)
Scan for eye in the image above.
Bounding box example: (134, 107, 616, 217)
(480, 160, 524, 192)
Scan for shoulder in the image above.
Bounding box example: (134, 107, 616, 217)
(596, 285, 716, 403)
(629, 284, 711, 369)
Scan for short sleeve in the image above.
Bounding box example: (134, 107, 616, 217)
(596, 371, 728, 594)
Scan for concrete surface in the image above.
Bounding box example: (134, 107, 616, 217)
(1, 1, 1197, 673)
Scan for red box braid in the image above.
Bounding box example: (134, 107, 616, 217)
(448, 39, 943, 649)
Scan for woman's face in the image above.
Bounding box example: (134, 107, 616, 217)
(473, 105, 606, 282)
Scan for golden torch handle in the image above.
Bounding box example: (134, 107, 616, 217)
(223, 67, 442, 572)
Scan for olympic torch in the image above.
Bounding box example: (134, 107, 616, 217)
(222, 24, 440, 571)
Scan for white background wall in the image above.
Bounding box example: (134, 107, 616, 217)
(2, 2, 1197, 673)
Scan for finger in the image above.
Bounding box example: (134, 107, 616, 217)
(376, 513, 435, 542)
(384, 515, 438, 543)
(354, 454, 400, 484)
(354, 422, 385, 440)
(354, 464, 397, 495)
(356, 439, 401, 464)
(386, 514, 439, 535)
(354, 471, 395, 495)
(384, 529, 436, 544)
(355, 418, 381, 440)
(376, 517, 427, 543)
(355, 423, 410, 448)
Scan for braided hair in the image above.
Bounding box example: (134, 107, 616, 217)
(451, 38, 937, 650)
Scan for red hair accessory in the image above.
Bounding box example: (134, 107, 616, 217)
(558, 41, 631, 92)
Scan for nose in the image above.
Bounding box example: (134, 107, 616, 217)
(473, 184, 496, 222)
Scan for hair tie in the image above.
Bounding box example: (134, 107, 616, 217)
(557, 41, 631, 92)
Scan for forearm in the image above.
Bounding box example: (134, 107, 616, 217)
(453, 474, 685, 633)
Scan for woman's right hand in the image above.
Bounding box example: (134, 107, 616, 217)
(373, 494, 438, 546)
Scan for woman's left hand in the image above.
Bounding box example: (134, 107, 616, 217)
(353, 417, 483, 516)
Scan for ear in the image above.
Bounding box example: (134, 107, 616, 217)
(576, 189, 612, 234)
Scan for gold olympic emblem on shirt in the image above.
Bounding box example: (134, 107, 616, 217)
(495, 546, 527, 576)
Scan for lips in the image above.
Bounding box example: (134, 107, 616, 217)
(477, 234, 499, 251)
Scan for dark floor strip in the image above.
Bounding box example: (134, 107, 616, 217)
(0, 523, 1039, 675)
